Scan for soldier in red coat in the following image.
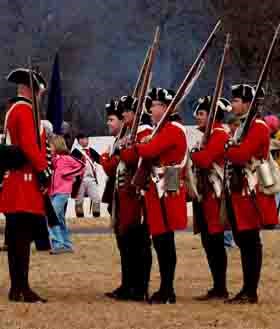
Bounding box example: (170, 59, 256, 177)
(225, 84, 278, 304)
(100, 99, 124, 215)
(102, 96, 153, 301)
(100, 99, 128, 299)
(133, 88, 188, 304)
(0, 68, 51, 303)
(191, 96, 231, 300)
(118, 95, 153, 301)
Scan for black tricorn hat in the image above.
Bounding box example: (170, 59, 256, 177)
(6, 68, 47, 91)
(105, 99, 123, 120)
(193, 96, 232, 121)
(231, 83, 265, 102)
(117, 95, 138, 113)
(145, 88, 175, 113)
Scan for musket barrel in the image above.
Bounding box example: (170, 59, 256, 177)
(130, 26, 160, 143)
(203, 33, 231, 145)
(151, 20, 222, 139)
(28, 57, 41, 149)
(239, 23, 280, 141)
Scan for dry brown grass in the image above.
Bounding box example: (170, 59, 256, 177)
(67, 216, 111, 229)
(0, 217, 111, 232)
(0, 227, 279, 329)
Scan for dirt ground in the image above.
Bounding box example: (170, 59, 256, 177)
(0, 220, 279, 329)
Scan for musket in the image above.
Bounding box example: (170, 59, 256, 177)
(238, 23, 280, 142)
(220, 24, 280, 223)
(202, 33, 231, 145)
(148, 20, 221, 140)
(132, 47, 151, 98)
(132, 20, 222, 187)
(103, 44, 156, 209)
(194, 34, 231, 200)
(28, 57, 41, 149)
(112, 42, 154, 154)
(146, 71, 153, 101)
(129, 26, 160, 144)
(28, 58, 59, 227)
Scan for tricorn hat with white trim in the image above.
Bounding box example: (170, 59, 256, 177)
(145, 88, 175, 113)
(117, 95, 138, 113)
(105, 99, 123, 120)
(6, 68, 47, 91)
(231, 83, 265, 102)
(193, 96, 232, 120)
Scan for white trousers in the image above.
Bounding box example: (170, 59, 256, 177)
(76, 177, 100, 214)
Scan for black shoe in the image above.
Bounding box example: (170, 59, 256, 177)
(105, 286, 122, 298)
(148, 290, 176, 304)
(8, 289, 22, 302)
(22, 289, 48, 303)
(105, 286, 131, 300)
(225, 290, 258, 304)
(194, 288, 229, 301)
(129, 293, 145, 302)
(92, 211, 100, 218)
(128, 288, 149, 302)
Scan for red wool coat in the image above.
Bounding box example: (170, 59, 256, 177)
(117, 125, 152, 233)
(0, 100, 48, 216)
(191, 123, 229, 234)
(226, 118, 278, 231)
(136, 121, 188, 236)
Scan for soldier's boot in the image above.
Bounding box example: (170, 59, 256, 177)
(149, 232, 176, 304)
(225, 244, 261, 305)
(21, 243, 47, 303)
(8, 243, 22, 302)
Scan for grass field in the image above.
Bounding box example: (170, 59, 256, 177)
(0, 218, 279, 329)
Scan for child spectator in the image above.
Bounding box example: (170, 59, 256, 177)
(48, 135, 85, 254)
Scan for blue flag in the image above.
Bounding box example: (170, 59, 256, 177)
(47, 53, 63, 134)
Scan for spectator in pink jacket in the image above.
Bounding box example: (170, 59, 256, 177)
(49, 136, 85, 254)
